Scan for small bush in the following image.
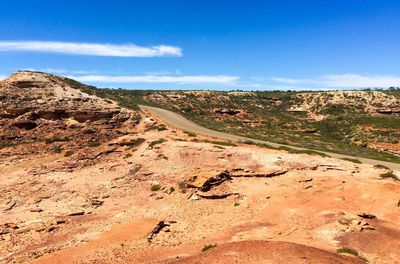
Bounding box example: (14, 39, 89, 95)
(184, 131, 197, 137)
(336, 247, 367, 262)
(213, 145, 225, 149)
(202, 244, 217, 252)
(208, 140, 237, 147)
(64, 150, 74, 157)
(336, 247, 359, 256)
(128, 165, 142, 176)
(88, 140, 101, 147)
(380, 171, 399, 181)
(44, 137, 70, 144)
(129, 137, 146, 147)
(256, 143, 279, 149)
(278, 146, 330, 157)
(124, 153, 133, 158)
(240, 140, 256, 145)
(177, 181, 187, 193)
(157, 125, 168, 131)
(151, 184, 161, 192)
(374, 164, 390, 170)
(52, 145, 62, 154)
(341, 158, 362, 164)
(148, 139, 166, 149)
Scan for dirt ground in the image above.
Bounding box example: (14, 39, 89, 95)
(1, 109, 400, 264)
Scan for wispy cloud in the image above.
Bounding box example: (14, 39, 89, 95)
(270, 74, 400, 88)
(68, 74, 239, 84)
(0, 41, 182, 57)
(21, 67, 98, 75)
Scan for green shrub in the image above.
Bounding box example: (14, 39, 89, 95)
(88, 140, 101, 147)
(374, 164, 390, 170)
(148, 139, 166, 148)
(177, 181, 187, 193)
(202, 244, 217, 252)
(336, 247, 367, 262)
(341, 158, 362, 164)
(278, 146, 330, 157)
(336, 247, 359, 256)
(52, 146, 62, 153)
(44, 137, 70, 144)
(151, 184, 161, 192)
(184, 131, 197, 137)
(240, 140, 256, 145)
(380, 171, 399, 181)
(208, 140, 237, 147)
(64, 150, 74, 157)
(124, 153, 133, 158)
(157, 125, 168, 131)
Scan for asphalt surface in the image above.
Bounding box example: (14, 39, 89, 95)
(140, 105, 400, 172)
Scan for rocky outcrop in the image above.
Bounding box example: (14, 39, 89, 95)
(0, 71, 133, 122)
(0, 71, 139, 152)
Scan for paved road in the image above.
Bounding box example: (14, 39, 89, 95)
(140, 105, 400, 172)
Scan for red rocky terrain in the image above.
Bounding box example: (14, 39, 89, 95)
(1, 72, 400, 264)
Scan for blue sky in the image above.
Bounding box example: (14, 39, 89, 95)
(1, 0, 400, 90)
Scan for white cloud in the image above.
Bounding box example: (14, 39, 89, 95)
(0, 41, 182, 57)
(0, 75, 6, 80)
(270, 74, 400, 88)
(68, 74, 239, 84)
(21, 68, 98, 74)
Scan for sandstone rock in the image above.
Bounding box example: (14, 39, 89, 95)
(357, 213, 377, 219)
(185, 170, 231, 191)
(0, 71, 138, 156)
(67, 211, 85, 216)
(338, 216, 375, 232)
(228, 167, 287, 177)
(30, 208, 43, 212)
(197, 192, 239, 199)
(3, 200, 17, 211)
(91, 199, 104, 207)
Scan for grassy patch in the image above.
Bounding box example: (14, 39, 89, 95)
(52, 146, 62, 153)
(148, 139, 167, 149)
(157, 125, 168, 131)
(380, 171, 399, 181)
(129, 137, 146, 148)
(278, 146, 330, 157)
(124, 153, 133, 158)
(336, 247, 368, 263)
(206, 140, 237, 147)
(0, 140, 35, 149)
(88, 140, 101, 147)
(184, 131, 197, 137)
(374, 164, 390, 170)
(202, 244, 217, 252)
(44, 137, 70, 144)
(341, 157, 362, 164)
(68, 80, 400, 164)
(240, 140, 256, 145)
(177, 181, 187, 193)
(64, 150, 74, 157)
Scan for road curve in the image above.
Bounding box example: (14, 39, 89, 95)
(140, 105, 400, 172)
